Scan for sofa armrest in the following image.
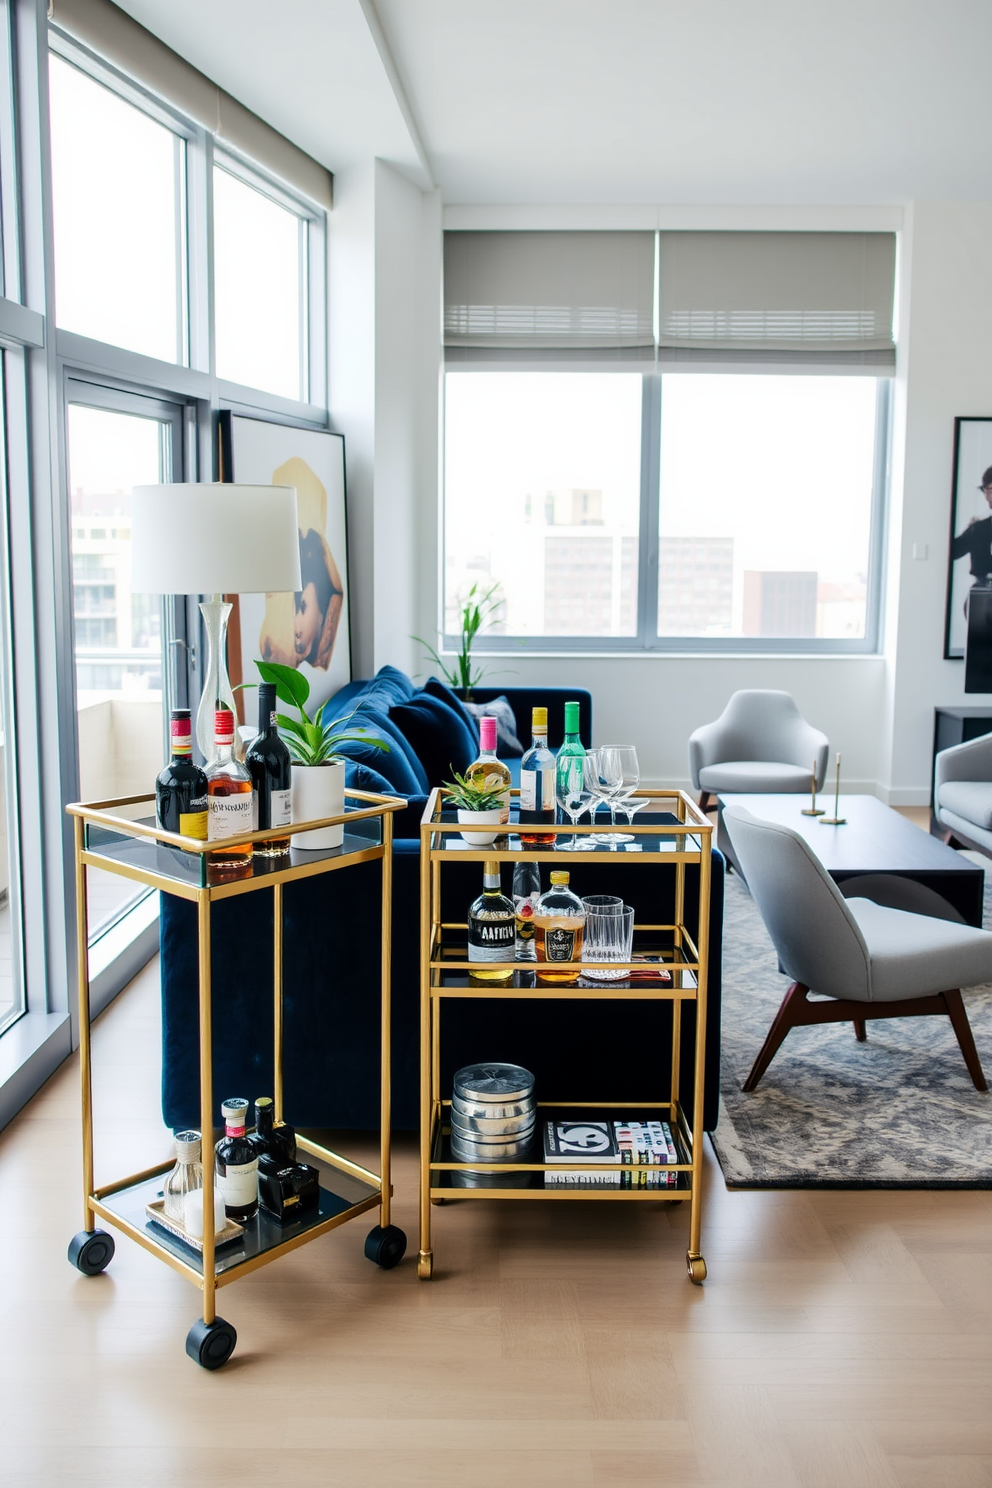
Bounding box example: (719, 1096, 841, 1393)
(935, 730, 992, 794)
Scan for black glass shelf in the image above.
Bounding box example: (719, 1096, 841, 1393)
(427, 809, 701, 858)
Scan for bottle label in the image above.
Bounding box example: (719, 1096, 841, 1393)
(468, 917, 515, 961)
(208, 793, 253, 840)
(515, 901, 536, 944)
(546, 925, 578, 962)
(270, 788, 292, 828)
(520, 767, 554, 818)
(217, 1159, 257, 1208)
(179, 809, 208, 840)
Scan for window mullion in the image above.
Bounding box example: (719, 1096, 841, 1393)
(636, 374, 661, 649)
(186, 126, 211, 378)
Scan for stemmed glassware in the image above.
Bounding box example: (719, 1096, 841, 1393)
(584, 748, 626, 845)
(555, 755, 594, 850)
(601, 746, 641, 843)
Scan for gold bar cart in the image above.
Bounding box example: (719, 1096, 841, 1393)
(418, 788, 713, 1285)
(66, 788, 406, 1368)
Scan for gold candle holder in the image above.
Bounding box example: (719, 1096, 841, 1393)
(819, 752, 847, 825)
(801, 756, 825, 816)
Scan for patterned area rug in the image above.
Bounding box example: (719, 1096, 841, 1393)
(710, 865, 992, 1188)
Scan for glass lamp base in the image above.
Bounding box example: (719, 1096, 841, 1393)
(196, 596, 240, 763)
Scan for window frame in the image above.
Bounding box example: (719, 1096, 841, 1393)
(443, 369, 891, 656)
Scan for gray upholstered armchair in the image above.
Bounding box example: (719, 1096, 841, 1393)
(934, 731, 992, 858)
(688, 690, 829, 812)
(723, 804, 988, 1093)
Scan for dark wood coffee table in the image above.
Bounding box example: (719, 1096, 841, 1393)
(717, 792, 985, 927)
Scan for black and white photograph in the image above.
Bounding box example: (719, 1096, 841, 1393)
(944, 414, 992, 657)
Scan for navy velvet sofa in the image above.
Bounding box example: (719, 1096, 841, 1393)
(159, 667, 724, 1133)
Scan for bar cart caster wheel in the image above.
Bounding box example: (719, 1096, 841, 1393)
(417, 1250, 433, 1279)
(365, 1224, 407, 1269)
(186, 1316, 237, 1370)
(687, 1251, 707, 1285)
(68, 1229, 115, 1276)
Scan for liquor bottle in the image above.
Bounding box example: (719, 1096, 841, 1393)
(214, 1098, 259, 1223)
(534, 870, 586, 984)
(156, 709, 208, 839)
(512, 859, 541, 961)
(465, 716, 511, 825)
(467, 859, 515, 982)
(554, 701, 585, 816)
(245, 683, 292, 855)
(206, 708, 254, 868)
(519, 706, 556, 846)
(163, 1129, 203, 1222)
(247, 1095, 297, 1166)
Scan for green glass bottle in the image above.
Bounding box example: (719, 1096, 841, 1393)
(554, 701, 586, 809)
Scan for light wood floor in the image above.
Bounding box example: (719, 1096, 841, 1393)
(2, 812, 989, 1488)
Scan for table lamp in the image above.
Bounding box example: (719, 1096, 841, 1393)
(131, 483, 302, 761)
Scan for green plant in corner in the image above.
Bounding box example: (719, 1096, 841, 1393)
(413, 581, 503, 699)
(252, 661, 390, 766)
(441, 770, 507, 812)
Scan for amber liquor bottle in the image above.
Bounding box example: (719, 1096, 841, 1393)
(206, 708, 253, 868)
(467, 860, 515, 983)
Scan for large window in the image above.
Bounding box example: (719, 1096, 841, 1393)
(444, 370, 887, 651)
(48, 53, 186, 364)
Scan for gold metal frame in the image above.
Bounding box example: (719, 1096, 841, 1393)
(68, 789, 403, 1335)
(417, 788, 712, 1284)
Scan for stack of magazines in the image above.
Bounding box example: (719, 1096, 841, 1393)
(543, 1118, 680, 1188)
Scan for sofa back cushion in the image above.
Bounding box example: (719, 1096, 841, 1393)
(344, 760, 427, 838)
(390, 691, 477, 785)
(333, 705, 428, 796)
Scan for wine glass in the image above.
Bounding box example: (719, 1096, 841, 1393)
(556, 755, 593, 850)
(602, 746, 640, 843)
(582, 750, 611, 845)
(586, 748, 625, 845)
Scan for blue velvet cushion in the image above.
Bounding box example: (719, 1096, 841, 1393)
(359, 664, 416, 710)
(332, 706, 427, 797)
(390, 691, 477, 785)
(422, 676, 478, 737)
(344, 759, 427, 838)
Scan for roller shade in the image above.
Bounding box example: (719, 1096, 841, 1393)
(444, 230, 655, 362)
(50, 0, 332, 209)
(657, 231, 895, 362)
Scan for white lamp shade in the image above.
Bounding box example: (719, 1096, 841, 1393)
(131, 483, 302, 595)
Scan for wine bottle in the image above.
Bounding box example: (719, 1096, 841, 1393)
(465, 716, 511, 824)
(214, 1098, 259, 1223)
(156, 709, 208, 839)
(245, 683, 292, 855)
(519, 706, 556, 846)
(467, 860, 515, 982)
(554, 701, 585, 812)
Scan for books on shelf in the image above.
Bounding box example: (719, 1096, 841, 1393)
(543, 1118, 681, 1187)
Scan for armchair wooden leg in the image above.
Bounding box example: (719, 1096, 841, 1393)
(942, 990, 988, 1091)
(698, 791, 716, 814)
(853, 1020, 867, 1041)
(742, 981, 809, 1093)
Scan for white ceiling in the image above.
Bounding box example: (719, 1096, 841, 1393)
(115, 0, 992, 204)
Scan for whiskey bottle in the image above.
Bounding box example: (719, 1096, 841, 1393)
(245, 683, 292, 855)
(519, 706, 556, 846)
(156, 709, 208, 839)
(467, 859, 515, 982)
(247, 1095, 297, 1166)
(206, 708, 254, 868)
(465, 716, 511, 825)
(214, 1098, 259, 1223)
(534, 870, 586, 984)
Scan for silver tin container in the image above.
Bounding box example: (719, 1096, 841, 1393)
(449, 1116, 536, 1146)
(451, 1092, 535, 1124)
(450, 1129, 534, 1161)
(453, 1063, 535, 1105)
(450, 1105, 536, 1138)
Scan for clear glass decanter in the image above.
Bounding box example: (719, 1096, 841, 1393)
(163, 1130, 203, 1222)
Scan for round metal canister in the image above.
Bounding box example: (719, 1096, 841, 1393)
(450, 1129, 534, 1161)
(449, 1116, 536, 1147)
(450, 1103, 536, 1138)
(453, 1063, 535, 1105)
(451, 1092, 535, 1124)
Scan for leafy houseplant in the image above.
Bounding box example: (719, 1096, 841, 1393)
(442, 769, 506, 847)
(413, 581, 503, 700)
(253, 660, 389, 849)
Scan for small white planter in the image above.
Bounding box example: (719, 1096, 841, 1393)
(457, 807, 502, 847)
(291, 760, 345, 850)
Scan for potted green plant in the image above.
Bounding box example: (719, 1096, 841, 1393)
(443, 769, 506, 846)
(413, 581, 503, 700)
(253, 660, 390, 849)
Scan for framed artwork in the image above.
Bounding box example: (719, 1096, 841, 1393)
(219, 412, 352, 717)
(945, 416, 992, 659)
